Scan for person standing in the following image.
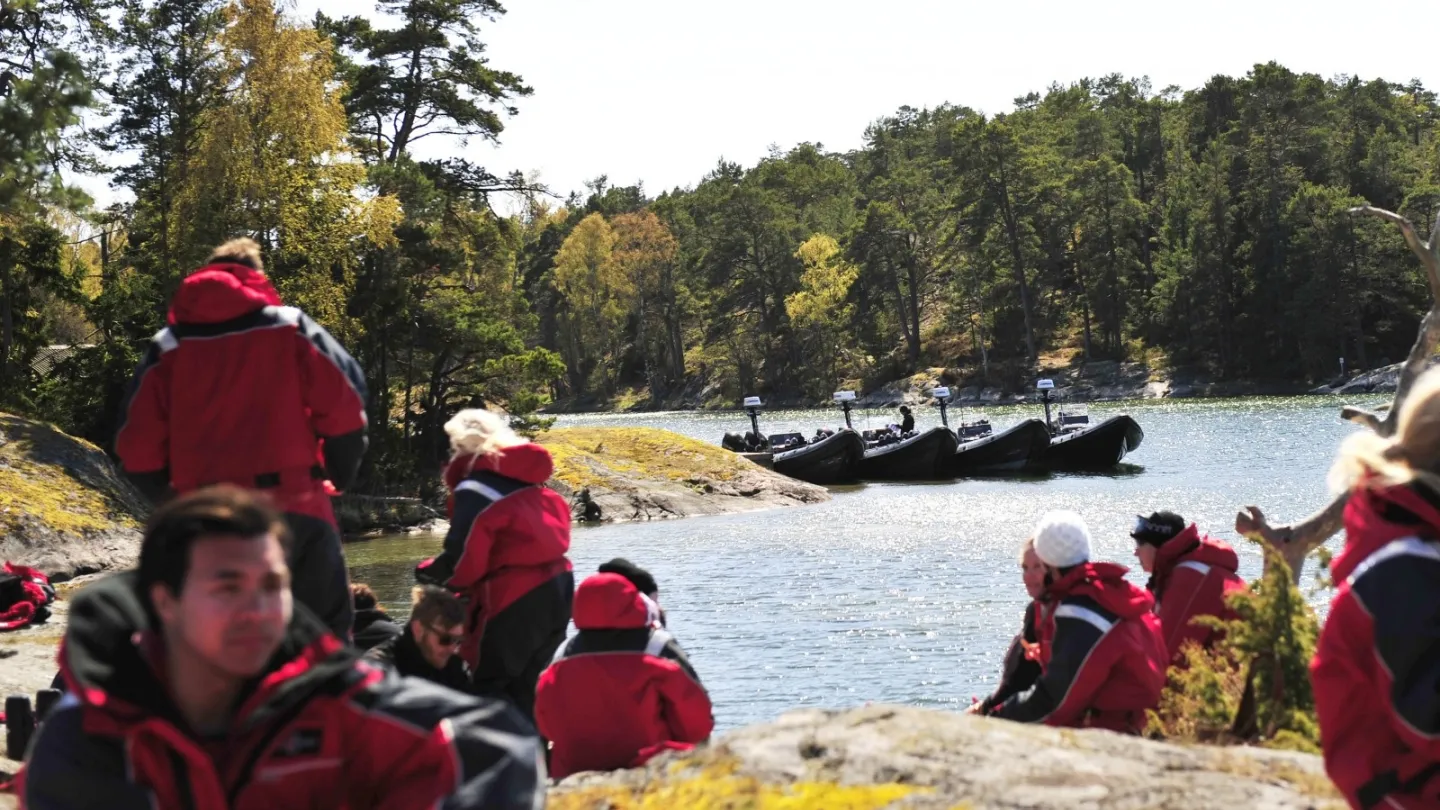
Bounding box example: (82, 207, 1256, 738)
(114, 238, 368, 639)
(417, 408, 573, 721)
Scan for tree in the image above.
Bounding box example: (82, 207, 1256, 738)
(319, 0, 530, 165)
(786, 234, 858, 395)
(172, 0, 400, 323)
(610, 210, 681, 396)
(551, 213, 631, 398)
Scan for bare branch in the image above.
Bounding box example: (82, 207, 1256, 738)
(1350, 205, 1440, 303)
(1235, 496, 1349, 583)
(1341, 406, 1384, 432)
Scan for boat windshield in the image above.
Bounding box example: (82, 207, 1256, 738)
(768, 432, 808, 452)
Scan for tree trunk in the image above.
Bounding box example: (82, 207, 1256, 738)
(0, 252, 13, 387)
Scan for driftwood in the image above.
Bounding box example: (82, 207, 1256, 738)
(1235, 206, 1440, 583)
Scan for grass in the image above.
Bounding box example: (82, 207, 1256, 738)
(538, 427, 753, 492)
(0, 413, 139, 535)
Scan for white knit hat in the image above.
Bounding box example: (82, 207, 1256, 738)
(1033, 510, 1093, 569)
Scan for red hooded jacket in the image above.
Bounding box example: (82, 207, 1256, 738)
(1148, 525, 1247, 664)
(1312, 482, 1440, 810)
(419, 444, 572, 670)
(992, 562, 1167, 733)
(17, 571, 543, 810)
(535, 573, 713, 779)
(114, 263, 368, 524)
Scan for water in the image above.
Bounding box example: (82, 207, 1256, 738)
(344, 395, 1384, 731)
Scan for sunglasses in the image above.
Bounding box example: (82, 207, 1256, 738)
(426, 626, 462, 647)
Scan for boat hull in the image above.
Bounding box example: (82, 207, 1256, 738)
(947, 418, 1052, 475)
(859, 427, 959, 480)
(772, 429, 865, 485)
(1041, 414, 1144, 470)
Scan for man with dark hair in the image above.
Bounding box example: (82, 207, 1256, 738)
(350, 582, 401, 650)
(365, 585, 472, 693)
(20, 485, 544, 810)
(1131, 510, 1246, 663)
(115, 237, 368, 639)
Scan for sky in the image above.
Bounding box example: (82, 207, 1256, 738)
(82, 0, 1440, 207)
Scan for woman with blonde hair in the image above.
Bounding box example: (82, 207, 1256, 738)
(1313, 366, 1440, 809)
(415, 407, 573, 720)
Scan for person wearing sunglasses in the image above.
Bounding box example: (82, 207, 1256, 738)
(1130, 511, 1246, 666)
(365, 585, 473, 694)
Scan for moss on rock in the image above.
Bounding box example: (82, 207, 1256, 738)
(0, 412, 147, 580)
(536, 427, 829, 523)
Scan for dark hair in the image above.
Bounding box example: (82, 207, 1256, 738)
(410, 585, 465, 627)
(351, 582, 379, 611)
(138, 485, 291, 598)
(1132, 511, 1187, 547)
(598, 558, 658, 597)
(899, 406, 911, 414)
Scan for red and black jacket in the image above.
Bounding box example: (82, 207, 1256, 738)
(1313, 482, 1440, 810)
(18, 571, 543, 810)
(419, 445, 572, 671)
(1148, 524, 1247, 664)
(535, 573, 713, 779)
(979, 600, 1042, 714)
(991, 562, 1167, 734)
(114, 263, 368, 524)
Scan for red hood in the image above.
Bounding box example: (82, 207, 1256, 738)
(444, 443, 555, 490)
(1047, 562, 1154, 618)
(1333, 482, 1440, 583)
(167, 263, 283, 325)
(1150, 524, 1240, 595)
(572, 573, 658, 631)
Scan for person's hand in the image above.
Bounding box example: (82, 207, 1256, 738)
(965, 697, 984, 715)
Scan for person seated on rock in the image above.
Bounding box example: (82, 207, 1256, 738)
(899, 405, 915, 434)
(970, 537, 1045, 715)
(415, 407, 573, 722)
(20, 485, 543, 810)
(986, 510, 1167, 734)
(598, 557, 665, 626)
(350, 582, 401, 650)
(364, 585, 472, 693)
(535, 571, 713, 779)
(1131, 510, 1246, 664)
(1313, 367, 1440, 809)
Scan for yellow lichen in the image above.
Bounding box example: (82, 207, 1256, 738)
(539, 427, 753, 492)
(0, 414, 137, 535)
(549, 775, 923, 810)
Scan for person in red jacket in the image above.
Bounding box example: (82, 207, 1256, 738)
(1313, 368, 1440, 809)
(535, 571, 713, 779)
(19, 485, 543, 810)
(114, 238, 367, 639)
(988, 510, 1167, 734)
(416, 408, 573, 721)
(1130, 510, 1247, 664)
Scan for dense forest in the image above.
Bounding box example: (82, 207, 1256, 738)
(4, 0, 1439, 493)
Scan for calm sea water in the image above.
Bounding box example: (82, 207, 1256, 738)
(345, 396, 1382, 731)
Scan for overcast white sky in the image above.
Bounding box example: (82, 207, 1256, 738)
(82, 0, 1440, 206)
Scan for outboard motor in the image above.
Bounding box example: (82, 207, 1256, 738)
(721, 432, 745, 452)
(933, 387, 952, 430)
(833, 390, 856, 430)
(1037, 379, 1056, 433)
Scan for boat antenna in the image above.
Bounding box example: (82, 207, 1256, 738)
(932, 387, 951, 430)
(1037, 379, 1055, 430)
(743, 396, 763, 440)
(833, 390, 856, 430)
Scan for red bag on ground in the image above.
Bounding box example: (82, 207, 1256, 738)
(0, 563, 55, 632)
